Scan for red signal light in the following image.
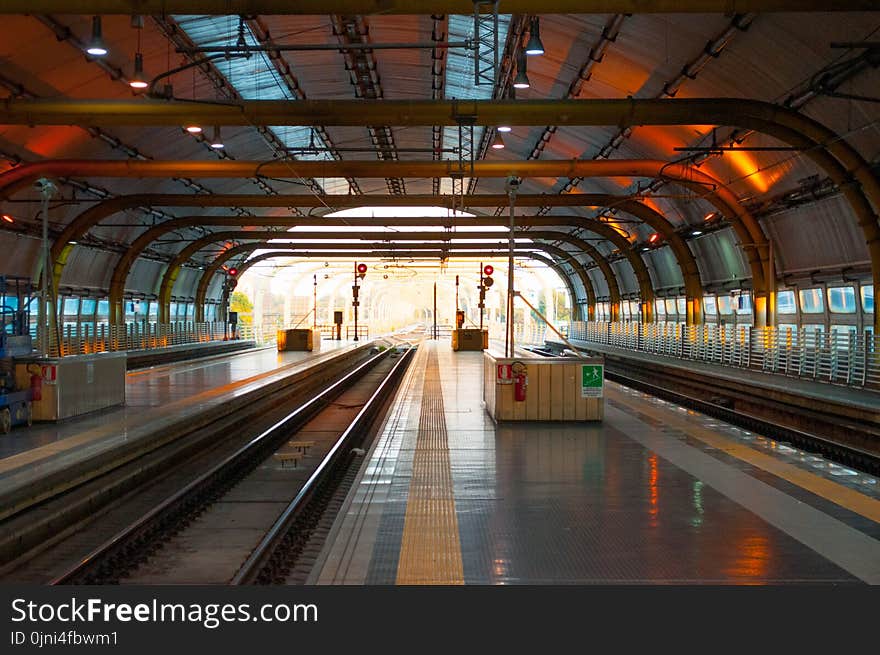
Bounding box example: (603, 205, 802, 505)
(228, 267, 238, 276)
(1, 214, 13, 224)
(483, 264, 494, 276)
(648, 233, 660, 244)
(357, 263, 368, 275)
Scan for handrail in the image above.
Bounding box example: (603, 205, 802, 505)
(562, 321, 879, 391)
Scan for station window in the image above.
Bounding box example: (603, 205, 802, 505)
(703, 295, 717, 315)
(799, 288, 824, 313)
(169, 302, 178, 320)
(63, 297, 79, 316)
(148, 301, 158, 321)
(676, 297, 687, 315)
(827, 286, 856, 313)
(665, 298, 677, 315)
(81, 298, 97, 317)
(716, 295, 733, 315)
(628, 300, 640, 318)
(654, 299, 666, 315)
(861, 285, 874, 313)
(97, 300, 109, 321)
(776, 290, 797, 314)
(734, 293, 751, 315)
(621, 302, 631, 319)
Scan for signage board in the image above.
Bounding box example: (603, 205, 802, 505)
(581, 364, 603, 398)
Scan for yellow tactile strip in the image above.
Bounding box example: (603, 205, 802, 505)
(396, 349, 464, 585)
(609, 387, 880, 525)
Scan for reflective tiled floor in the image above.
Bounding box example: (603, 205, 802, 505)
(315, 342, 880, 585)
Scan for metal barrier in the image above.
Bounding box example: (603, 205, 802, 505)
(564, 321, 879, 391)
(52, 321, 228, 356)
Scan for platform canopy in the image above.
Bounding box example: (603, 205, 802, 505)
(0, 6, 876, 327)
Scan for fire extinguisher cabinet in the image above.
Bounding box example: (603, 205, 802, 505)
(482, 351, 604, 422)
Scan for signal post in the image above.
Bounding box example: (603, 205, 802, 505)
(452, 263, 492, 351)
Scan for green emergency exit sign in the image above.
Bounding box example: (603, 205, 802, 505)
(581, 364, 604, 398)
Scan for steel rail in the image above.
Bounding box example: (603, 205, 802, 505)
(232, 344, 415, 584)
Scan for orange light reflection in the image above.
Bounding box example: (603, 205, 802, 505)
(648, 453, 659, 527)
(725, 148, 769, 193)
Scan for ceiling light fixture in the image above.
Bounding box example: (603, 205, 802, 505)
(691, 229, 703, 236)
(210, 126, 225, 149)
(525, 17, 545, 56)
(497, 125, 512, 133)
(513, 51, 530, 89)
(185, 125, 203, 134)
(1, 214, 14, 224)
(86, 15, 108, 57)
(491, 131, 506, 149)
(129, 52, 148, 89)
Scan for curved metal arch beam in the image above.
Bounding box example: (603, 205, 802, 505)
(11, 97, 879, 324)
(193, 243, 594, 323)
(209, 250, 587, 324)
(107, 211, 669, 325)
(6, 159, 764, 299)
(109, 218, 622, 325)
(225, 251, 585, 328)
(156, 229, 607, 323)
(57, 191, 706, 321)
(7, 96, 873, 222)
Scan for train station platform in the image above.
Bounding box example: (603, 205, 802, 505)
(551, 338, 880, 414)
(313, 340, 880, 584)
(0, 340, 366, 519)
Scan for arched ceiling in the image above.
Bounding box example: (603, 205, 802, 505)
(0, 3, 877, 326)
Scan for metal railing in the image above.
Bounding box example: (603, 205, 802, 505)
(51, 321, 228, 357)
(239, 323, 280, 345)
(566, 321, 880, 391)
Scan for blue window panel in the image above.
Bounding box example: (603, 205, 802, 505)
(776, 290, 796, 314)
(703, 296, 717, 315)
(827, 286, 856, 313)
(799, 288, 824, 313)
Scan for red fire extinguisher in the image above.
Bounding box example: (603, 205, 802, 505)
(28, 365, 42, 402)
(512, 362, 527, 402)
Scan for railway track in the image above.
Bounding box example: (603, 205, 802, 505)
(46, 343, 415, 585)
(0, 343, 379, 581)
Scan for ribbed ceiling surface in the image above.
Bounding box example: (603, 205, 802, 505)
(0, 9, 877, 305)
